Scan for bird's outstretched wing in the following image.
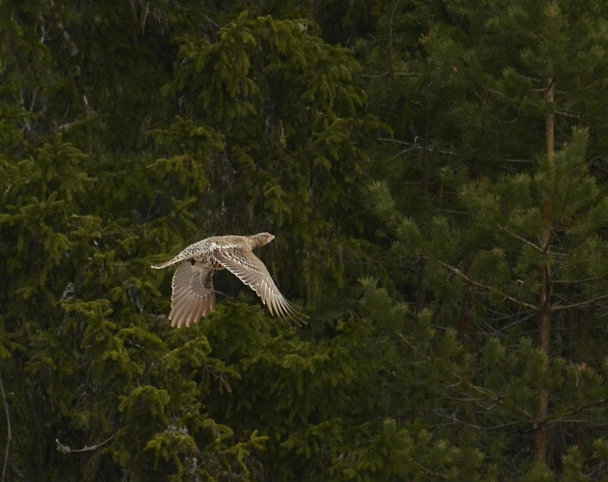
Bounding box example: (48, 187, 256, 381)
(212, 247, 305, 323)
(169, 261, 215, 328)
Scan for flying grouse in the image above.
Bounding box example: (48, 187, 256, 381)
(152, 233, 304, 327)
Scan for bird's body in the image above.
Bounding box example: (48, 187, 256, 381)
(152, 233, 304, 328)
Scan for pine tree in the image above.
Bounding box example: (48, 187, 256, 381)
(364, 0, 608, 477)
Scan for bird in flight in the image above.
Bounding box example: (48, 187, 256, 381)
(152, 233, 305, 328)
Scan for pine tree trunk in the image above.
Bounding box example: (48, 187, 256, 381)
(534, 78, 555, 465)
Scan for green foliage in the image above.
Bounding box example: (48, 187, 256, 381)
(152, 11, 384, 305)
(5, 0, 608, 481)
(359, 1, 608, 478)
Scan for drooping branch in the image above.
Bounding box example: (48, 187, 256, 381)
(496, 224, 543, 252)
(426, 254, 540, 312)
(55, 437, 114, 455)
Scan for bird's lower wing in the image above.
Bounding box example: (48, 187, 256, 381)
(169, 261, 215, 328)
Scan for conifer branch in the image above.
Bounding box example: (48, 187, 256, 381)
(546, 392, 608, 425)
(409, 457, 450, 479)
(376, 137, 456, 155)
(496, 224, 543, 252)
(434, 409, 521, 431)
(426, 254, 540, 312)
(555, 109, 582, 119)
(551, 293, 608, 312)
(55, 436, 113, 454)
(361, 71, 418, 78)
(394, 331, 534, 421)
(0, 374, 10, 482)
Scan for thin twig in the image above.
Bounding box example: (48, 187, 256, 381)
(377, 137, 457, 156)
(496, 224, 543, 252)
(0, 373, 10, 482)
(55, 436, 114, 454)
(426, 254, 540, 312)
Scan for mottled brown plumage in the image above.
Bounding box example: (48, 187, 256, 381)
(152, 233, 304, 328)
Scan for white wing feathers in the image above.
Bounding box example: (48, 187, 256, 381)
(212, 247, 301, 320)
(152, 234, 305, 327)
(169, 261, 215, 328)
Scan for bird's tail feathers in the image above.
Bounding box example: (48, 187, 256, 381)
(151, 259, 176, 269)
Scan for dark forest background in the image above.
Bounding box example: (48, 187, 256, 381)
(4, 0, 608, 480)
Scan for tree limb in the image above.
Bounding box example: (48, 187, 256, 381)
(551, 293, 608, 312)
(0, 373, 10, 482)
(496, 224, 543, 252)
(55, 436, 113, 455)
(426, 254, 540, 312)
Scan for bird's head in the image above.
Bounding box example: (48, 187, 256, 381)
(250, 232, 275, 249)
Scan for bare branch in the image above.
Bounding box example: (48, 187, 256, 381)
(496, 224, 543, 252)
(55, 436, 114, 454)
(377, 137, 456, 156)
(552, 293, 608, 312)
(0, 374, 10, 482)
